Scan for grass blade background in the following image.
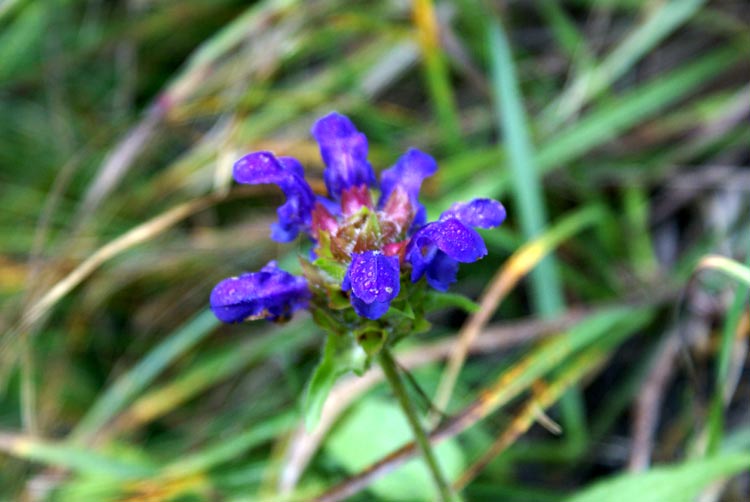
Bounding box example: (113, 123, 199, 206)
(487, 17, 564, 317)
(544, 0, 706, 129)
(486, 16, 587, 447)
(1, 0, 748, 499)
(564, 454, 750, 502)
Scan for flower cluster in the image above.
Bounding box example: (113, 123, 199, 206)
(210, 113, 505, 327)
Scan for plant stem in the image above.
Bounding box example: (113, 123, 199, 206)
(379, 348, 456, 502)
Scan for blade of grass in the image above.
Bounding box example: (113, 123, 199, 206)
(444, 46, 743, 203)
(623, 185, 657, 278)
(78, 0, 300, 218)
(697, 255, 750, 288)
(440, 306, 651, 457)
(20, 335, 36, 434)
(537, 0, 594, 71)
(0, 1, 47, 82)
(706, 251, 750, 454)
(433, 205, 605, 417)
(413, 0, 463, 151)
(536, 44, 742, 171)
(487, 17, 564, 317)
(163, 412, 298, 477)
(487, 16, 585, 447)
(543, 0, 706, 130)
(455, 344, 609, 490)
(109, 319, 314, 436)
(503, 314, 661, 464)
(563, 453, 750, 502)
(11, 192, 231, 340)
(0, 431, 156, 480)
(70, 309, 218, 443)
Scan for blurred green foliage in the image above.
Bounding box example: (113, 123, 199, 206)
(1, 0, 749, 500)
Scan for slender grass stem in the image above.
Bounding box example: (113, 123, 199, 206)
(378, 348, 456, 502)
(707, 248, 750, 454)
(20, 334, 37, 435)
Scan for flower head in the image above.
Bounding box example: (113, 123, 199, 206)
(210, 112, 506, 326)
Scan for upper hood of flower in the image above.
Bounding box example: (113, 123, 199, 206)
(312, 112, 376, 200)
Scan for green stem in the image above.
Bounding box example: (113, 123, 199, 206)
(379, 349, 455, 502)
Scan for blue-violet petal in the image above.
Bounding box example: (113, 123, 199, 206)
(407, 218, 487, 288)
(440, 198, 506, 229)
(343, 251, 400, 319)
(424, 251, 460, 292)
(210, 261, 310, 323)
(350, 295, 391, 320)
(233, 152, 316, 242)
(311, 112, 376, 199)
(411, 218, 487, 263)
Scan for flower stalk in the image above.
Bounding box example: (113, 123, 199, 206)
(378, 348, 456, 502)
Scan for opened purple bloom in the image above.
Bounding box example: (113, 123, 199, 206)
(342, 251, 400, 319)
(210, 112, 506, 323)
(406, 199, 506, 291)
(234, 152, 316, 242)
(210, 261, 310, 323)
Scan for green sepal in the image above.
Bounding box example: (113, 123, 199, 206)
(314, 256, 347, 283)
(361, 206, 381, 241)
(311, 307, 341, 334)
(354, 327, 387, 359)
(315, 231, 334, 259)
(327, 287, 351, 310)
(382, 305, 416, 322)
(412, 316, 432, 335)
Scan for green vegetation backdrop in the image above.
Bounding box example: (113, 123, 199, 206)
(1, 0, 749, 500)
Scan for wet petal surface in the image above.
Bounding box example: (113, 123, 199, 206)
(210, 262, 310, 323)
(440, 198, 507, 229)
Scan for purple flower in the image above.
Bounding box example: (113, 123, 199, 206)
(210, 261, 310, 323)
(379, 148, 437, 229)
(342, 251, 400, 320)
(406, 199, 506, 291)
(312, 112, 376, 200)
(234, 152, 316, 242)
(210, 112, 506, 324)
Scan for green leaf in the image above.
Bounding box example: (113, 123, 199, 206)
(313, 256, 347, 283)
(325, 396, 464, 501)
(303, 333, 367, 430)
(424, 291, 480, 313)
(565, 454, 750, 502)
